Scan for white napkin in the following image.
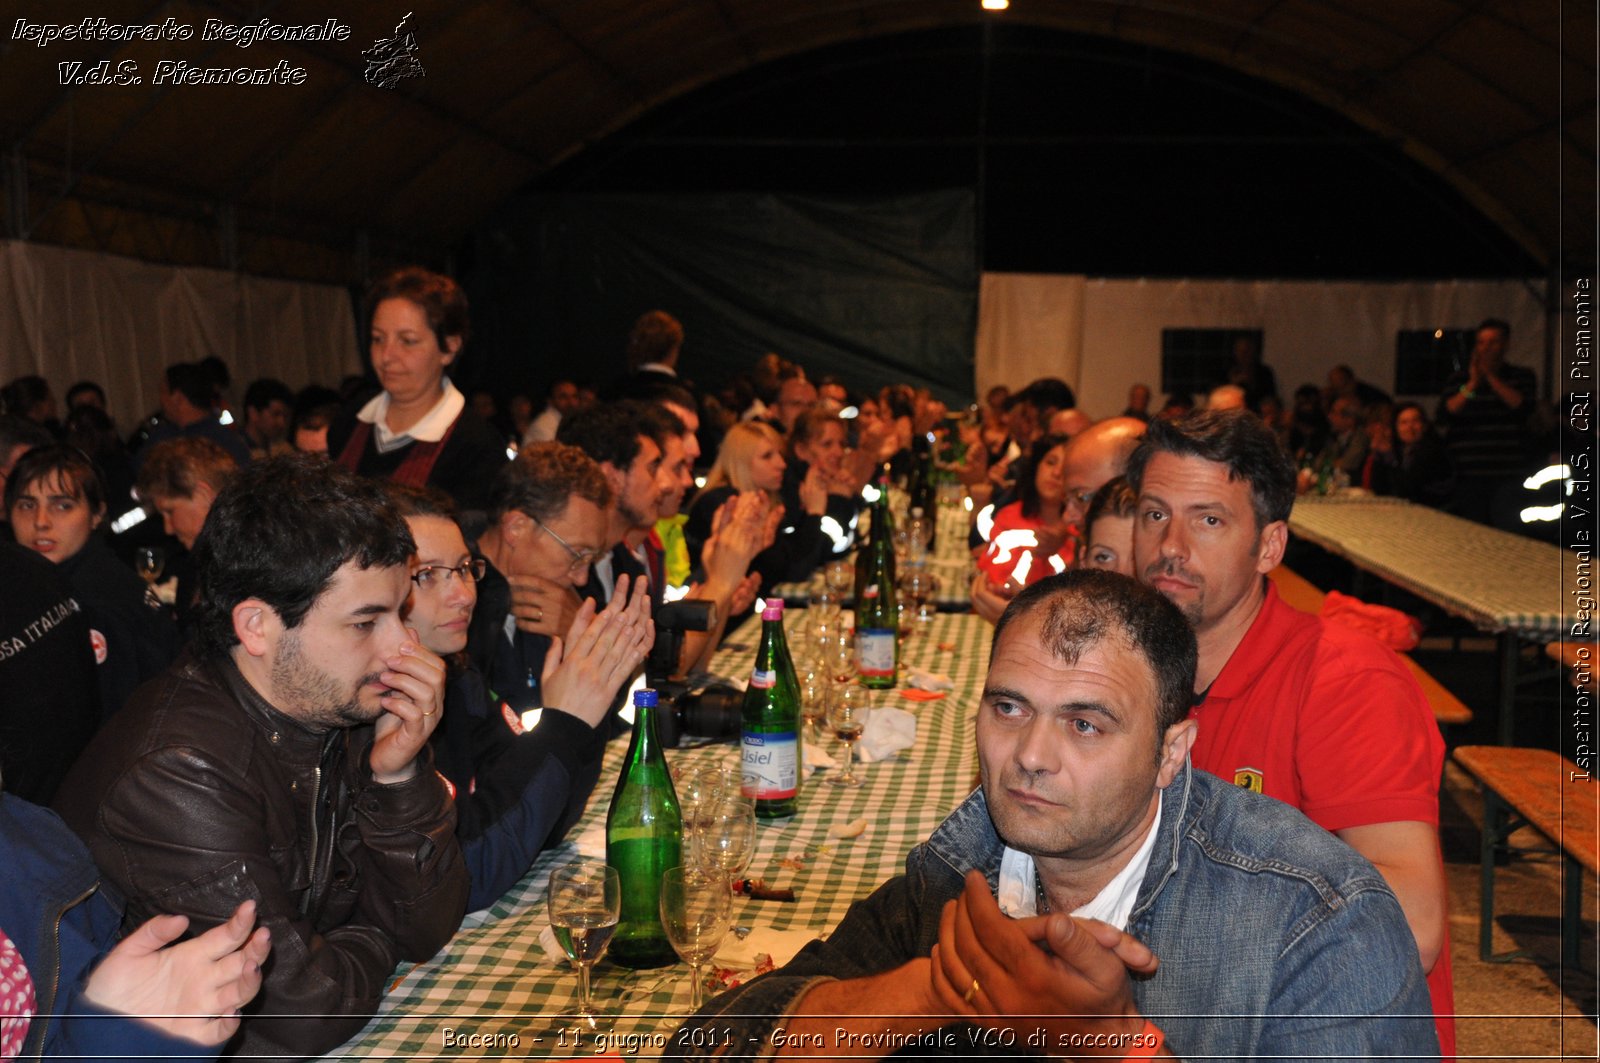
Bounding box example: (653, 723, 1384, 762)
(857, 707, 916, 763)
(537, 923, 567, 964)
(571, 819, 606, 859)
(712, 927, 820, 970)
(904, 667, 953, 691)
(803, 739, 838, 773)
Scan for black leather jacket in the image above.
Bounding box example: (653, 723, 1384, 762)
(55, 653, 468, 1061)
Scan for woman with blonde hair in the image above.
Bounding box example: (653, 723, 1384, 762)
(687, 421, 833, 595)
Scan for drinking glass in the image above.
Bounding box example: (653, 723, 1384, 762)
(821, 627, 855, 686)
(898, 567, 941, 628)
(828, 684, 866, 787)
(135, 547, 165, 604)
(798, 662, 829, 744)
(823, 559, 853, 596)
(694, 799, 756, 888)
(905, 511, 934, 562)
(660, 867, 733, 1010)
(547, 861, 620, 1023)
(681, 767, 743, 865)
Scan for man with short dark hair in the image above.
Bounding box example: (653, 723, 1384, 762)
(1436, 317, 1539, 524)
(670, 571, 1436, 1060)
(558, 400, 674, 607)
(56, 457, 468, 1059)
(1127, 409, 1454, 1055)
(137, 362, 252, 467)
(239, 377, 295, 459)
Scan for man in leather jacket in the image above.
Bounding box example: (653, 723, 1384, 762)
(56, 456, 469, 1060)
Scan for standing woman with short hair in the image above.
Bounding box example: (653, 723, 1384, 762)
(327, 267, 508, 511)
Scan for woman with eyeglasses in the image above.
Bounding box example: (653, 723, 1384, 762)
(6, 445, 177, 719)
(386, 483, 652, 911)
(328, 267, 507, 511)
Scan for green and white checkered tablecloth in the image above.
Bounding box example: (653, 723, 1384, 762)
(326, 610, 996, 1060)
(1288, 497, 1574, 637)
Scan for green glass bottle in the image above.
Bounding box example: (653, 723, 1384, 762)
(741, 600, 801, 818)
(855, 483, 900, 689)
(605, 688, 682, 968)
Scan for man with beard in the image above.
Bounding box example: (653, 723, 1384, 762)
(56, 456, 468, 1059)
(1127, 410, 1454, 1057)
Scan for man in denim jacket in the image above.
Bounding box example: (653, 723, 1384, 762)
(669, 571, 1437, 1061)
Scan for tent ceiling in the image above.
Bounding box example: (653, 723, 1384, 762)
(0, 0, 1586, 282)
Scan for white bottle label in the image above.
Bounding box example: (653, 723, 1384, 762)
(749, 667, 776, 690)
(741, 732, 798, 800)
(856, 628, 896, 678)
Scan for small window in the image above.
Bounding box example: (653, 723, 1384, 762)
(1394, 328, 1475, 396)
(1160, 328, 1262, 401)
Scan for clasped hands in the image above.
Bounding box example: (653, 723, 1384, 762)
(920, 870, 1154, 1053)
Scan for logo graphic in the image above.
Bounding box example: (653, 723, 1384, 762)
(1233, 767, 1264, 793)
(90, 628, 108, 664)
(363, 12, 424, 89)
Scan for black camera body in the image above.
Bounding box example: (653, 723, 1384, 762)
(645, 597, 743, 746)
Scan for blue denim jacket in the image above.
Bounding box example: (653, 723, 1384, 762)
(667, 764, 1438, 1061)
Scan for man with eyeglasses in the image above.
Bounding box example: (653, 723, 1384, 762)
(388, 483, 651, 911)
(470, 442, 618, 723)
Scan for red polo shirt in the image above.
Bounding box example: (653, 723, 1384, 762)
(1189, 582, 1454, 1058)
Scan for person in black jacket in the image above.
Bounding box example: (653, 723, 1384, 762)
(1365, 402, 1454, 508)
(6, 445, 176, 720)
(687, 421, 830, 595)
(389, 485, 652, 911)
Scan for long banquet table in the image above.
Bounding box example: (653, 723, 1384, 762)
(327, 609, 994, 1060)
(1287, 495, 1575, 743)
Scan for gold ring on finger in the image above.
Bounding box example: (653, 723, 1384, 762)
(963, 978, 980, 1005)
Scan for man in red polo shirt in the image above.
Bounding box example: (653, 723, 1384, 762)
(1128, 409, 1454, 1058)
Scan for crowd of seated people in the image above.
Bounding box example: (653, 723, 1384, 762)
(0, 270, 1537, 1058)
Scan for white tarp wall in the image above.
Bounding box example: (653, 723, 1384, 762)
(0, 240, 361, 432)
(977, 275, 1547, 418)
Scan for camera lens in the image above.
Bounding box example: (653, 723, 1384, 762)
(679, 687, 743, 740)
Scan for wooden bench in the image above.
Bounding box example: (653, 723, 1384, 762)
(1452, 745, 1598, 964)
(1267, 567, 1473, 728)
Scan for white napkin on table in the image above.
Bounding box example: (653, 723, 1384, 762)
(856, 707, 916, 763)
(803, 739, 838, 773)
(904, 666, 953, 692)
(712, 927, 821, 970)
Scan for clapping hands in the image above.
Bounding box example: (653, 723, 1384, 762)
(540, 573, 654, 727)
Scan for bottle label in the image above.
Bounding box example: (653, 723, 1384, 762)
(749, 667, 777, 690)
(856, 628, 896, 677)
(741, 732, 798, 799)
(862, 583, 880, 599)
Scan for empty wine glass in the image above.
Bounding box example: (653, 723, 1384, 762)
(828, 684, 867, 788)
(695, 799, 756, 889)
(660, 867, 732, 1010)
(798, 661, 829, 744)
(905, 510, 934, 563)
(547, 861, 620, 1024)
(820, 627, 855, 686)
(898, 567, 941, 628)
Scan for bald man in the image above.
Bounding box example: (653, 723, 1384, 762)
(972, 416, 1146, 622)
(1046, 407, 1093, 438)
